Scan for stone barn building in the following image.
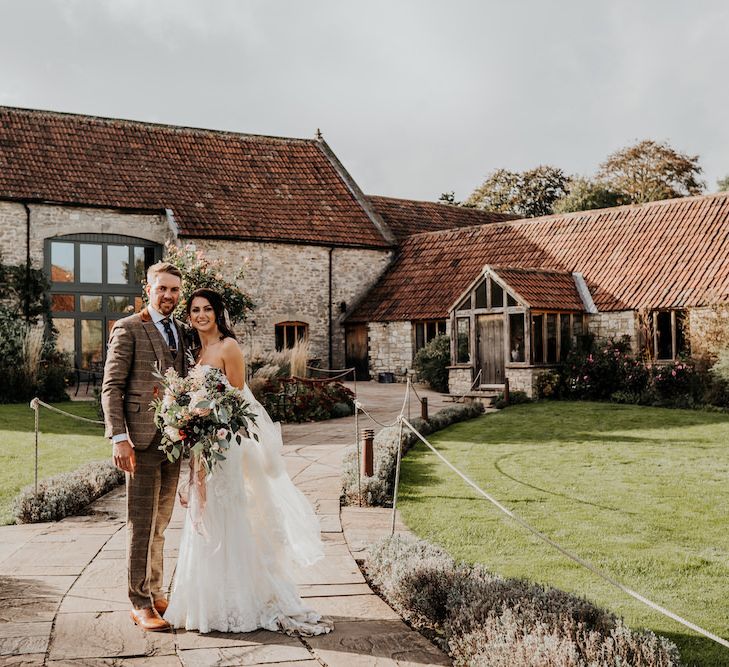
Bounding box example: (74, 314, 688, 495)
(347, 192, 729, 395)
(0, 106, 511, 379)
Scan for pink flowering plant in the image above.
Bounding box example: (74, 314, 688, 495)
(152, 364, 258, 474)
(651, 359, 696, 403)
(160, 242, 255, 325)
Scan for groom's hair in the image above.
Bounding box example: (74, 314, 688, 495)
(146, 261, 182, 283)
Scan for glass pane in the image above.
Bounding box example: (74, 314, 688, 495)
(457, 294, 471, 311)
(457, 318, 470, 364)
(285, 326, 295, 349)
(297, 325, 306, 341)
(507, 292, 517, 307)
(275, 326, 284, 352)
(51, 242, 75, 282)
(676, 311, 689, 356)
(108, 295, 131, 313)
(107, 319, 117, 337)
(80, 295, 103, 312)
(532, 314, 544, 363)
(437, 320, 446, 335)
(134, 296, 144, 312)
(546, 314, 558, 362)
(53, 318, 75, 357)
(426, 321, 436, 341)
(107, 245, 129, 284)
(509, 313, 525, 362)
(80, 320, 103, 370)
(572, 314, 584, 338)
(560, 314, 571, 359)
(491, 281, 504, 308)
(475, 281, 487, 309)
(415, 323, 424, 351)
(79, 244, 102, 283)
(134, 247, 158, 284)
(656, 311, 673, 359)
(51, 294, 75, 312)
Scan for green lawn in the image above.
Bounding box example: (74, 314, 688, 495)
(398, 401, 729, 667)
(0, 401, 110, 524)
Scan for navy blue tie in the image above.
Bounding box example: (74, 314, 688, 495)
(161, 318, 177, 358)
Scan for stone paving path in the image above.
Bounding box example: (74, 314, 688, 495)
(0, 382, 454, 666)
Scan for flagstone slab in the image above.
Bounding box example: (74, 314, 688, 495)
(96, 549, 126, 560)
(175, 628, 300, 651)
(0, 597, 60, 623)
(47, 657, 183, 667)
(340, 507, 411, 555)
(73, 559, 126, 589)
(302, 595, 400, 622)
(0, 623, 51, 640)
(299, 583, 373, 598)
(0, 654, 46, 666)
(0, 545, 24, 565)
(57, 587, 129, 613)
(312, 498, 341, 515)
(306, 620, 450, 666)
(0, 576, 76, 599)
(0, 637, 48, 658)
(0, 535, 109, 573)
(291, 556, 364, 586)
(178, 642, 311, 667)
(49, 611, 176, 660)
(317, 514, 342, 533)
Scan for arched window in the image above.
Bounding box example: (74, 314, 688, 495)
(46, 233, 162, 371)
(275, 321, 308, 351)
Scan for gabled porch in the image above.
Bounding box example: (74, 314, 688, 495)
(447, 265, 597, 397)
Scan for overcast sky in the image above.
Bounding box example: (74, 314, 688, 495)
(1, 0, 727, 202)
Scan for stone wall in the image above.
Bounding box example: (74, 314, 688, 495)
(192, 239, 391, 368)
(505, 367, 541, 397)
(368, 321, 413, 380)
(587, 311, 638, 351)
(688, 306, 729, 359)
(0, 199, 171, 268)
(448, 366, 472, 395)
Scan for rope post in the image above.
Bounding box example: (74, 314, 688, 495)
(30, 398, 40, 495)
(362, 428, 375, 477)
(503, 377, 510, 406)
(390, 416, 405, 536)
(354, 403, 362, 507)
(420, 396, 428, 421)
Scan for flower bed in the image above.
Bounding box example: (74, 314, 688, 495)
(255, 377, 355, 423)
(365, 534, 681, 667)
(13, 460, 124, 523)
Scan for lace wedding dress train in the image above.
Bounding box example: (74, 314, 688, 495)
(165, 383, 333, 636)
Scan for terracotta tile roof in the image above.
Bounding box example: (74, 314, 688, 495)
(347, 192, 729, 321)
(0, 106, 392, 248)
(368, 195, 517, 241)
(490, 267, 585, 311)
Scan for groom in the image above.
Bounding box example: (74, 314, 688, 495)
(102, 261, 188, 632)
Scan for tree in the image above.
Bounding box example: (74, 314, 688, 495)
(598, 140, 704, 204)
(553, 177, 626, 214)
(717, 175, 729, 192)
(466, 165, 570, 218)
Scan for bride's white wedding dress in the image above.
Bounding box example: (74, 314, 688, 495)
(165, 376, 333, 636)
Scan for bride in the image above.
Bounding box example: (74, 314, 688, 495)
(164, 287, 333, 636)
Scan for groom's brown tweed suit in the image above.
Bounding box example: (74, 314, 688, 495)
(101, 307, 187, 609)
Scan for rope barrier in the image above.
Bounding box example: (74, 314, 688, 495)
(395, 415, 729, 652)
(29, 397, 105, 495)
(30, 398, 105, 425)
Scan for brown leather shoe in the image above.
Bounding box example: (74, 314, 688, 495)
(130, 606, 170, 632)
(153, 597, 168, 615)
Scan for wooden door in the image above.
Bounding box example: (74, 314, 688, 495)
(477, 315, 505, 384)
(345, 324, 370, 381)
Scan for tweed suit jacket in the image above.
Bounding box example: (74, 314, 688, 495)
(101, 307, 188, 450)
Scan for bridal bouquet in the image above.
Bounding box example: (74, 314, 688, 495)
(152, 364, 258, 474)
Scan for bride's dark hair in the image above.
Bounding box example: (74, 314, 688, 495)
(186, 288, 237, 344)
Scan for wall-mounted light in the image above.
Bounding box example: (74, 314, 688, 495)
(339, 301, 347, 314)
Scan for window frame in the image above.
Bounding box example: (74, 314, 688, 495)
(275, 321, 309, 352)
(652, 309, 688, 361)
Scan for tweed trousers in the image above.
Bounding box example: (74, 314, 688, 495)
(126, 437, 181, 609)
